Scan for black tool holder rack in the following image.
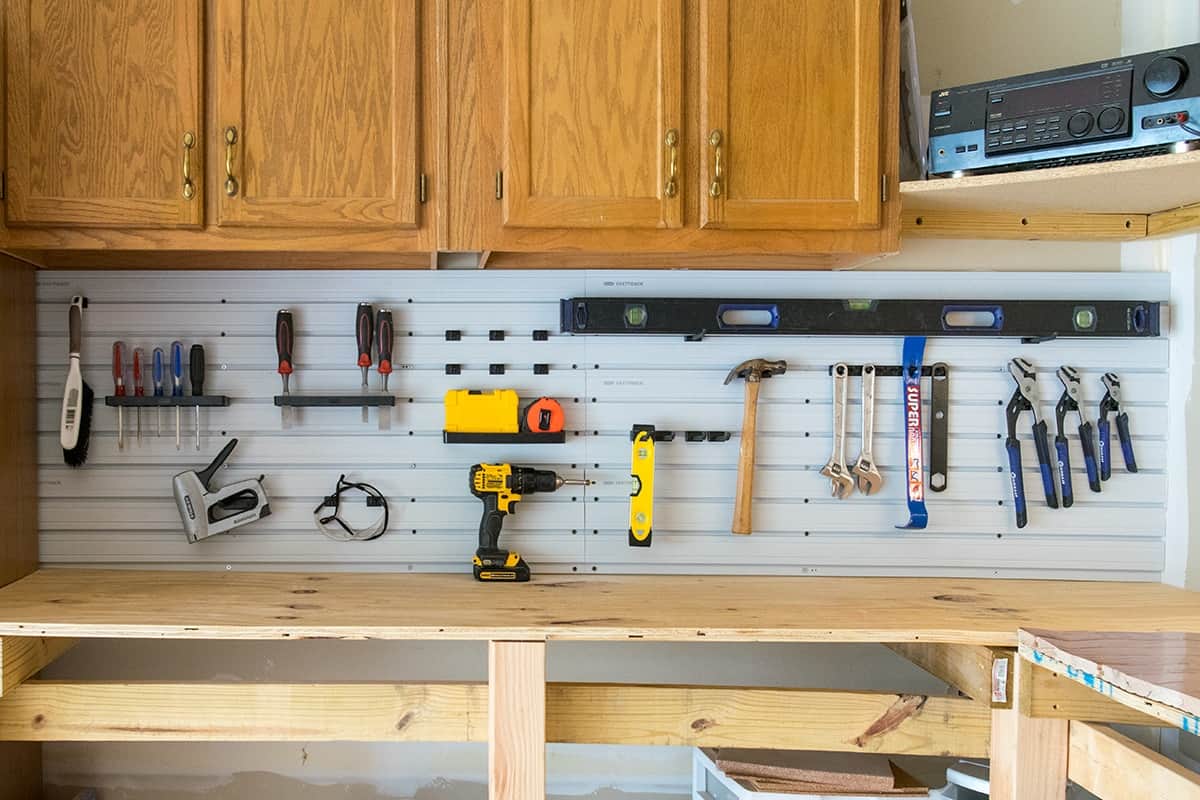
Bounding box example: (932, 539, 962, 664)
(274, 395, 396, 408)
(106, 395, 231, 408)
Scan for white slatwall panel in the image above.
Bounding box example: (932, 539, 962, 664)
(36, 270, 1170, 580)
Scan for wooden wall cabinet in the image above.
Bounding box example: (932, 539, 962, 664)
(698, 0, 884, 232)
(497, 0, 684, 231)
(0, 0, 434, 263)
(466, 0, 900, 264)
(4, 0, 204, 228)
(0, 0, 898, 267)
(214, 0, 421, 229)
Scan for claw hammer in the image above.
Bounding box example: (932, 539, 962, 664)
(725, 358, 787, 535)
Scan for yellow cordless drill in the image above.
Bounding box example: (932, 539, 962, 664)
(470, 463, 590, 581)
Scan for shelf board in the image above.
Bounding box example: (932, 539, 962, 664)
(0, 569, 1197, 645)
(901, 150, 1200, 240)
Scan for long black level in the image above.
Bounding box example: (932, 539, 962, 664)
(560, 298, 1161, 339)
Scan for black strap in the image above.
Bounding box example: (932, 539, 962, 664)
(314, 474, 389, 541)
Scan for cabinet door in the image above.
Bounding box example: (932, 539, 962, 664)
(500, 0, 683, 229)
(5, 0, 203, 227)
(215, 0, 419, 228)
(699, 0, 882, 230)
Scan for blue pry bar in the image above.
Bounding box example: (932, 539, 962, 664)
(896, 336, 929, 530)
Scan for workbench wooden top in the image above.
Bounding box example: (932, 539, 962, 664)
(0, 569, 1196, 644)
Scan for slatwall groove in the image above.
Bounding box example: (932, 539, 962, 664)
(36, 271, 1170, 579)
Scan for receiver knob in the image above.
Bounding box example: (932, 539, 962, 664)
(1097, 106, 1125, 133)
(1068, 111, 1094, 137)
(1145, 56, 1188, 97)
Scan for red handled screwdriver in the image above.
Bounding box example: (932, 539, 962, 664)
(377, 309, 393, 431)
(112, 341, 127, 451)
(132, 347, 145, 445)
(356, 303, 374, 424)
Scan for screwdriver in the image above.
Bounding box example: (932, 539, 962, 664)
(377, 309, 393, 431)
(171, 340, 184, 450)
(112, 341, 126, 451)
(132, 347, 145, 445)
(276, 310, 294, 429)
(152, 347, 165, 436)
(190, 344, 205, 451)
(356, 303, 374, 424)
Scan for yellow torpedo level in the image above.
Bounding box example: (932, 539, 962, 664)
(629, 430, 655, 547)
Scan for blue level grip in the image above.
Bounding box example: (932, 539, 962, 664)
(1054, 436, 1074, 508)
(1031, 419, 1058, 509)
(1006, 437, 1028, 529)
(1098, 418, 1112, 481)
(1116, 412, 1137, 473)
(715, 303, 780, 331)
(1078, 421, 1101, 493)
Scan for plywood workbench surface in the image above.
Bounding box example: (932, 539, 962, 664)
(0, 570, 1196, 644)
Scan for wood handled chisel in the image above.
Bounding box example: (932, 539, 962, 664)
(276, 310, 294, 429)
(377, 309, 393, 431)
(356, 303, 374, 424)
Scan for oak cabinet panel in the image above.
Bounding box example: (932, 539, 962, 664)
(699, 0, 883, 230)
(214, 0, 421, 228)
(498, 0, 684, 229)
(5, 0, 203, 227)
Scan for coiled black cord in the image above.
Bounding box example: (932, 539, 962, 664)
(313, 474, 389, 542)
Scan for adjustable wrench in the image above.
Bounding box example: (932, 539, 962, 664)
(820, 363, 855, 499)
(852, 364, 883, 495)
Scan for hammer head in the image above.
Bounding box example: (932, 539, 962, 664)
(724, 358, 788, 385)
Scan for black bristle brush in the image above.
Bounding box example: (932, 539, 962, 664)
(61, 296, 94, 467)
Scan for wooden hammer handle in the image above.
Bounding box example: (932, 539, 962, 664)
(733, 379, 761, 535)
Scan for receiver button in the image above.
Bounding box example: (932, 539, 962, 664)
(1068, 111, 1094, 137)
(1145, 56, 1188, 97)
(1097, 106, 1125, 133)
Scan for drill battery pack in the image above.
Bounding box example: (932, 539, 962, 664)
(473, 548, 531, 581)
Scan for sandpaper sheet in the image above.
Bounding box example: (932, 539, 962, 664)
(733, 764, 927, 796)
(707, 748, 894, 792)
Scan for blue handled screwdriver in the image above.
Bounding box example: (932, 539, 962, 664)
(171, 341, 184, 450)
(152, 347, 165, 436)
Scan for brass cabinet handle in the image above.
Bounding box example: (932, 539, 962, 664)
(708, 129, 723, 198)
(664, 128, 679, 198)
(181, 131, 196, 200)
(223, 126, 239, 197)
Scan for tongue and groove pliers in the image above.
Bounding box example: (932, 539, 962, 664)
(1006, 358, 1058, 528)
(1055, 366, 1102, 505)
(1099, 372, 1138, 480)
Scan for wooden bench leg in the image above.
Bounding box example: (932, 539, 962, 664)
(990, 659, 1068, 800)
(489, 640, 545, 800)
